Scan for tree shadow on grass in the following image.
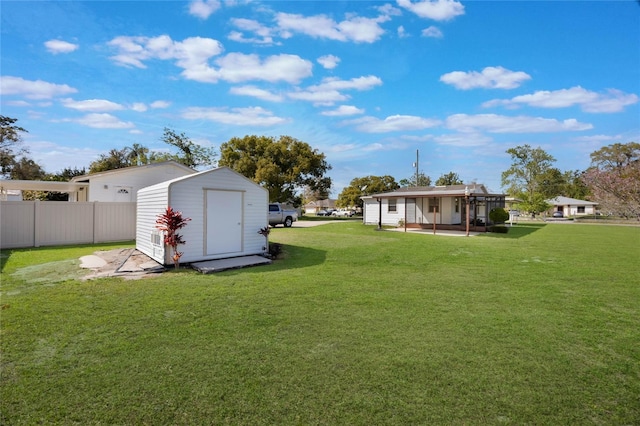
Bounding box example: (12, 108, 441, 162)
(479, 223, 547, 239)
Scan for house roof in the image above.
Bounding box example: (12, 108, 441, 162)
(70, 161, 195, 183)
(363, 184, 504, 199)
(547, 196, 598, 206)
(0, 179, 87, 193)
(304, 199, 336, 208)
(138, 166, 267, 194)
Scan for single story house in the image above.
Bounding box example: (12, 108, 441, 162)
(546, 196, 598, 216)
(362, 184, 506, 232)
(0, 161, 195, 202)
(69, 161, 195, 202)
(136, 167, 268, 266)
(304, 199, 337, 215)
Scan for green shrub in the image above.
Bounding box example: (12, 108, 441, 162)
(489, 225, 509, 233)
(489, 208, 510, 224)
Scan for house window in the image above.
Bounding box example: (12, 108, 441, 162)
(577, 206, 585, 213)
(388, 199, 397, 213)
(117, 188, 129, 194)
(428, 197, 439, 213)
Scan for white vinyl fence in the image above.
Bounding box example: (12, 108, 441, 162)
(0, 201, 136, 249)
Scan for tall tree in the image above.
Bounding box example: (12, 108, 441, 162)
(89, 148, 131, 173)
(337, 175, 399, 209)
(0, 115, 29, 177)
(127, 143, 150, 166)
(582, 142, 640, 217)
(435, 171, 463, 186)
(160, 128, 216, 169)
(219, 135, 331, 204)
(399, 172, 431, 187)
(502, 144, 556, 214)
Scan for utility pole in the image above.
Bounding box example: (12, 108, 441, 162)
(413, 149, 419, 186)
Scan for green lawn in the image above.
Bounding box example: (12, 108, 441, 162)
(1, 223, 639, 424)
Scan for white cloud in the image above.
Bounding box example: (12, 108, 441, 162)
(108, 35, 224, 69)
(107, 36, 312, 84)
(150, 100, 171, 109)
(440, 66, 531, 90)
(287, 75, 382, 106)
(211, 53, 312, 84)
(188, 0, 221, 19)
(422, 26, 443, 38)
(346, 115, 441, 133)
(446, 113, 593, 133)
(130, 103, 147, 112)
(318, 55, 340, 69)
(44, 39, 79, 54)
(397, 26, 408, 38)
(0, 76, 77, 99)
(434, 132, 492, 147)
(182, 106, 288, 126)
(483, 86, 639, 113)
(288, 89, 348, 105)
(397, 0, 465, 21)
(276, 12, 389, 43)
(61, 98, 125, 112)
(67, 113, 135, 129)
(230, 85, 284, 102)
(228, 18, 275, 44)
(321, 105, 365, 116)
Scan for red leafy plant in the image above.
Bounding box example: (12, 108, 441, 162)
(156, 206, 191, 269)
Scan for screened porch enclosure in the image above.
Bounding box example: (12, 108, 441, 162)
(404, 195, 506, 230)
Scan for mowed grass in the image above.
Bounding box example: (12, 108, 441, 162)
(1, 223, 639, 424)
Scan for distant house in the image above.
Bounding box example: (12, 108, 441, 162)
(546, 196, 598, 216)
(362, 184, 506, 232)
(69, 161, 195, 202)
(304, 199, 337, 215)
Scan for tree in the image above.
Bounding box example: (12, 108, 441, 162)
(582, 142, 640, 217)
(160, 128, 216, 169)
(435, 172, 463, 186)
(127, 143, 150, 166)
(0, 116, 29, 177)
(89, 148, 131, 173)
(219, 135, 331, 204)
(501, 144, 556, 214)
(337, 175, 399, 209)
(155, 206, 191, 269)
(399, 172, 431, 187)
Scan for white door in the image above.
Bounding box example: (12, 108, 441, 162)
(206, 190, 243, 255)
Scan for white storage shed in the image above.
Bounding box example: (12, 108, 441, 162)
(136, 167, 269, 265)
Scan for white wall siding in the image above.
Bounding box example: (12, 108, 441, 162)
(362, 198, 404, 226)
(87, 164, 193, 202)
(135, 185, 169, 264)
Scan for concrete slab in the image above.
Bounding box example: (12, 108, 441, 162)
(79, 255, 107, 269)
(191, 255, 272, 274)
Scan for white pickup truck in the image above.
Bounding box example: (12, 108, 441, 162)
(268, 203, 298, 227)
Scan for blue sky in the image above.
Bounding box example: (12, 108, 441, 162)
(1, 0, 638, 195)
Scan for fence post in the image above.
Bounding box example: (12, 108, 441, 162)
(93, 201, 97, 244)
(34, 200, 40, 247)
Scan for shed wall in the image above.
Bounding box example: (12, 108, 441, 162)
(136, 168, 268, 265)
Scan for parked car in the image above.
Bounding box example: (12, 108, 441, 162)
(552, 211, 564, 218)
(316, 209, 331, 216)
(332, 209, 354, 217)
(268, 203, 298, 227)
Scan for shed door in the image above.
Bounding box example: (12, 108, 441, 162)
(206, 190, 243, 255)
